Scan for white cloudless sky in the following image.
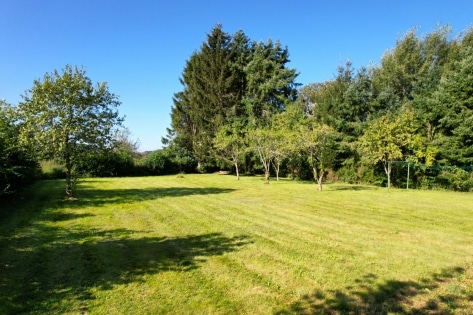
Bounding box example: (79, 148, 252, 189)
(1, 0, 472, 151)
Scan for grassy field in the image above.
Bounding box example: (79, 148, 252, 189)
(1, 174, 473, 314)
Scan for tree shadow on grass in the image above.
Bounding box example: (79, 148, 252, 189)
(46, 212, 96, 221)
(328, 185, 378, 191)
(0, 224, 251, 314)
(276, 267, 473, 314)
(70, 185, 236, 208)
(1, 181, 236, 225)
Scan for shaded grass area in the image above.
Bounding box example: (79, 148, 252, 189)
(1, 175, 473, 314)
(277, 267, 473, 314)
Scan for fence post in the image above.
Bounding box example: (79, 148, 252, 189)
(406, 162, 410, 190)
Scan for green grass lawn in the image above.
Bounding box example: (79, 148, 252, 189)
(1, 174, 473, 314)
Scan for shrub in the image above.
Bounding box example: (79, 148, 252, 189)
(337, 158, 359, 184)
(436, 168, 473, 192)
(0, 102, 39, 198)
(39, 160, 66, 179)
(143, 150, 177, 175)
(75, 151, 135, 177)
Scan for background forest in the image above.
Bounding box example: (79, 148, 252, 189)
(163, 25, 473, 191)
(1, 24, 473, 199)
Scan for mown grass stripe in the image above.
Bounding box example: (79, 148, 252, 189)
(1, 175, 473, 314)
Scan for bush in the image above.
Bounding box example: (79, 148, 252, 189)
(0, 102, 39, 198)
(337, 158, 359, 184)
(0, 150, 39, 198)
(143, 150, 177, 175)
(411, 167, 439, 190)
(75, 151, 135, 177)
(436, 168, 473, 192)
(357, 163, 380, 185)
(39, 160, 66, 179)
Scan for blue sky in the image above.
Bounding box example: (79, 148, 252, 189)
(1, 1, 472, 151)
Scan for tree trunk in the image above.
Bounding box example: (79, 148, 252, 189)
(261, 158, 270, 184)
(275, 162, 280, 181)
(65, 153, 73, 198)
(384, 161, 392, 191)
(234, 162, 240, 181)
(312, 167, 321, 190)
(317, 172, 324, 191)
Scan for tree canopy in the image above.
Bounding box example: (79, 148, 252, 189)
(4, 24, 473, 194)
(17, 65, 124, 197)
(0, 100, 38, 199)
(169, 25, 299, 172)
(163, 25, 473, 191)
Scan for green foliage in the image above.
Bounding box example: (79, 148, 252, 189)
(358, 110, 419, 189)
(248, 127, 276, 183)
(270, 104, 307, 180)
(341, 66, 376, 133)
(337, 158, 360, 184)
(170, 25, 299, 168)
(409, 27, 452, 142)
(373, 30, 423, 104)
(213, 118, 248, 180)
(160, 128, 197, 173)
(76, 151, 135, 177)
(0, 101, 38, 198)
(301, 122, 338, 190)
(39, 160, 66, 179)
(436, 39, 473, 165)
(143, 150, 167, 173)
(171, 25, 245, 166)
(75, 128, 138, 177)
(142, 150, 178, 175)
(164, 25, 472, 191)
(17, 65, 124, 196)
(437, 168, 473, 192)
(244, 39, 299, 126)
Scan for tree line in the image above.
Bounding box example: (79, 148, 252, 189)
(164, 24, 473, 190)
(1, 24, 472, 200)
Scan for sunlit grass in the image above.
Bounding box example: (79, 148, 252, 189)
(1, 174, 472, 314)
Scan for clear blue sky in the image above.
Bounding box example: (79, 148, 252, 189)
(1, 1, 472, 151)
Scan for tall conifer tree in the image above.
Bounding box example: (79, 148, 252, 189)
(169, 25, 298, 170)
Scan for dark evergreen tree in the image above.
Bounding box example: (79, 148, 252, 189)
(244, 39, 299, 126)
(436, 30, 473, 165)
(169, 25, 298, 171)
(342, 66, 375, 136)
(171, 25, 245, 170)
(409, 26, 452, 143)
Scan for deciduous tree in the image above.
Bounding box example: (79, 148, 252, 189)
(213, 119, 248, 180)
(17, 65, 123, 197)
(302, 122, 337, 191)
(358, 110, 417, 190)
(249, 127, 277, 184)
